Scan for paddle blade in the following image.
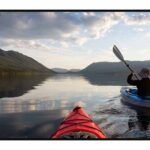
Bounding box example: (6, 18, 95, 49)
(113, 45, 125, 62)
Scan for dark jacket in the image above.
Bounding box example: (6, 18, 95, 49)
(127, 73, 150, 97)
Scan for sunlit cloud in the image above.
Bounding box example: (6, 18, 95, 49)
(0, 12, 150, 69)
(0, 39, 51, 51)
(124, 13, 150, 25)
(133, 28, 145, 32)
(0, 12, 123, 44)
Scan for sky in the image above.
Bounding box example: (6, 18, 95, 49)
(0, 11, 150, 69)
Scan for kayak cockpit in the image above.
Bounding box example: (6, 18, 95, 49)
(59, 131, 98, 139)
(121, 87, 150, 108)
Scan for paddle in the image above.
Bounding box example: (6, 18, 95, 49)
(113, 45, 139, 80)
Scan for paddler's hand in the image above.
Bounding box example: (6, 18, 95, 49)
(128, 73, 136, 79)
(131, 72, 140, 80)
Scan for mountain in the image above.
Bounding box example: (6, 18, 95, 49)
(78, 60, 150, 86)
(52, 68, 68, 73)
(80, 61, 150, 75)
(52, 68, 80, 73)
(0, 48, 55, 75)
(69, 69, 81, 72)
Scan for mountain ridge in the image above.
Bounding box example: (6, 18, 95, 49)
(80, 60, 150, 75)
(0, 48, 55, 75)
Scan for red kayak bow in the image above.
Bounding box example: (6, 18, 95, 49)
(51, 106, 106, 139)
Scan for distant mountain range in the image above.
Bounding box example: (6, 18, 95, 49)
(52, 68, 80, 73)
(52, 68, 68, 73)
(0, 47, 149, 77)
(80, 61, 150, 75)
(0, 48, 55, 75)
(76, 60, 150, 85)
(52, 61, 150, 75)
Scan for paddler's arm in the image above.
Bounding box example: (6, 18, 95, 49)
(127, 73, 139, 85)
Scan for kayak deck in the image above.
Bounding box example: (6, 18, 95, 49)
(51, 106, 106, 139)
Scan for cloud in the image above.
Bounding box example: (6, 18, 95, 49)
(133, 27, 145, 32)
(0, 12, 124, 47)
(0, 39, 52, 51)
(1, 12, 150, 50)
(80, 12, 124, 39)
(123, 12, 150, 25)
(0, 12, 80, 40)
(132, 27, 150, 38)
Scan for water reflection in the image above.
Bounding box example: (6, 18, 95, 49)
(0, 74, 122, 114)
(0, 74, 149, 139)
(0, 109, 69, 139)
(0, 75, 49, 98)
(0, 99, 73, 114)
(83, 74, 128, 86)
(124, 108, 150, 138)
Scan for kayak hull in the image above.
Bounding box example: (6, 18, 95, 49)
(51, 106, 106, 139)
(121, 87, 150, 108)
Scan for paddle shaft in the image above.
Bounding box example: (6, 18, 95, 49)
(123, 60, 139, 80)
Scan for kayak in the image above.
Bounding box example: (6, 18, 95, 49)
(51, 106, 106, 139)
(121, 87, 150, 108)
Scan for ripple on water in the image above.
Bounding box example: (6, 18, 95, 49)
(92, 95, 150, 139)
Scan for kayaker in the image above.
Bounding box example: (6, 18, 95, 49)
(127, 68, 150, 97)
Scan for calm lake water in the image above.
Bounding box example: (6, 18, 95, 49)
(0, 74, 150, 139)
